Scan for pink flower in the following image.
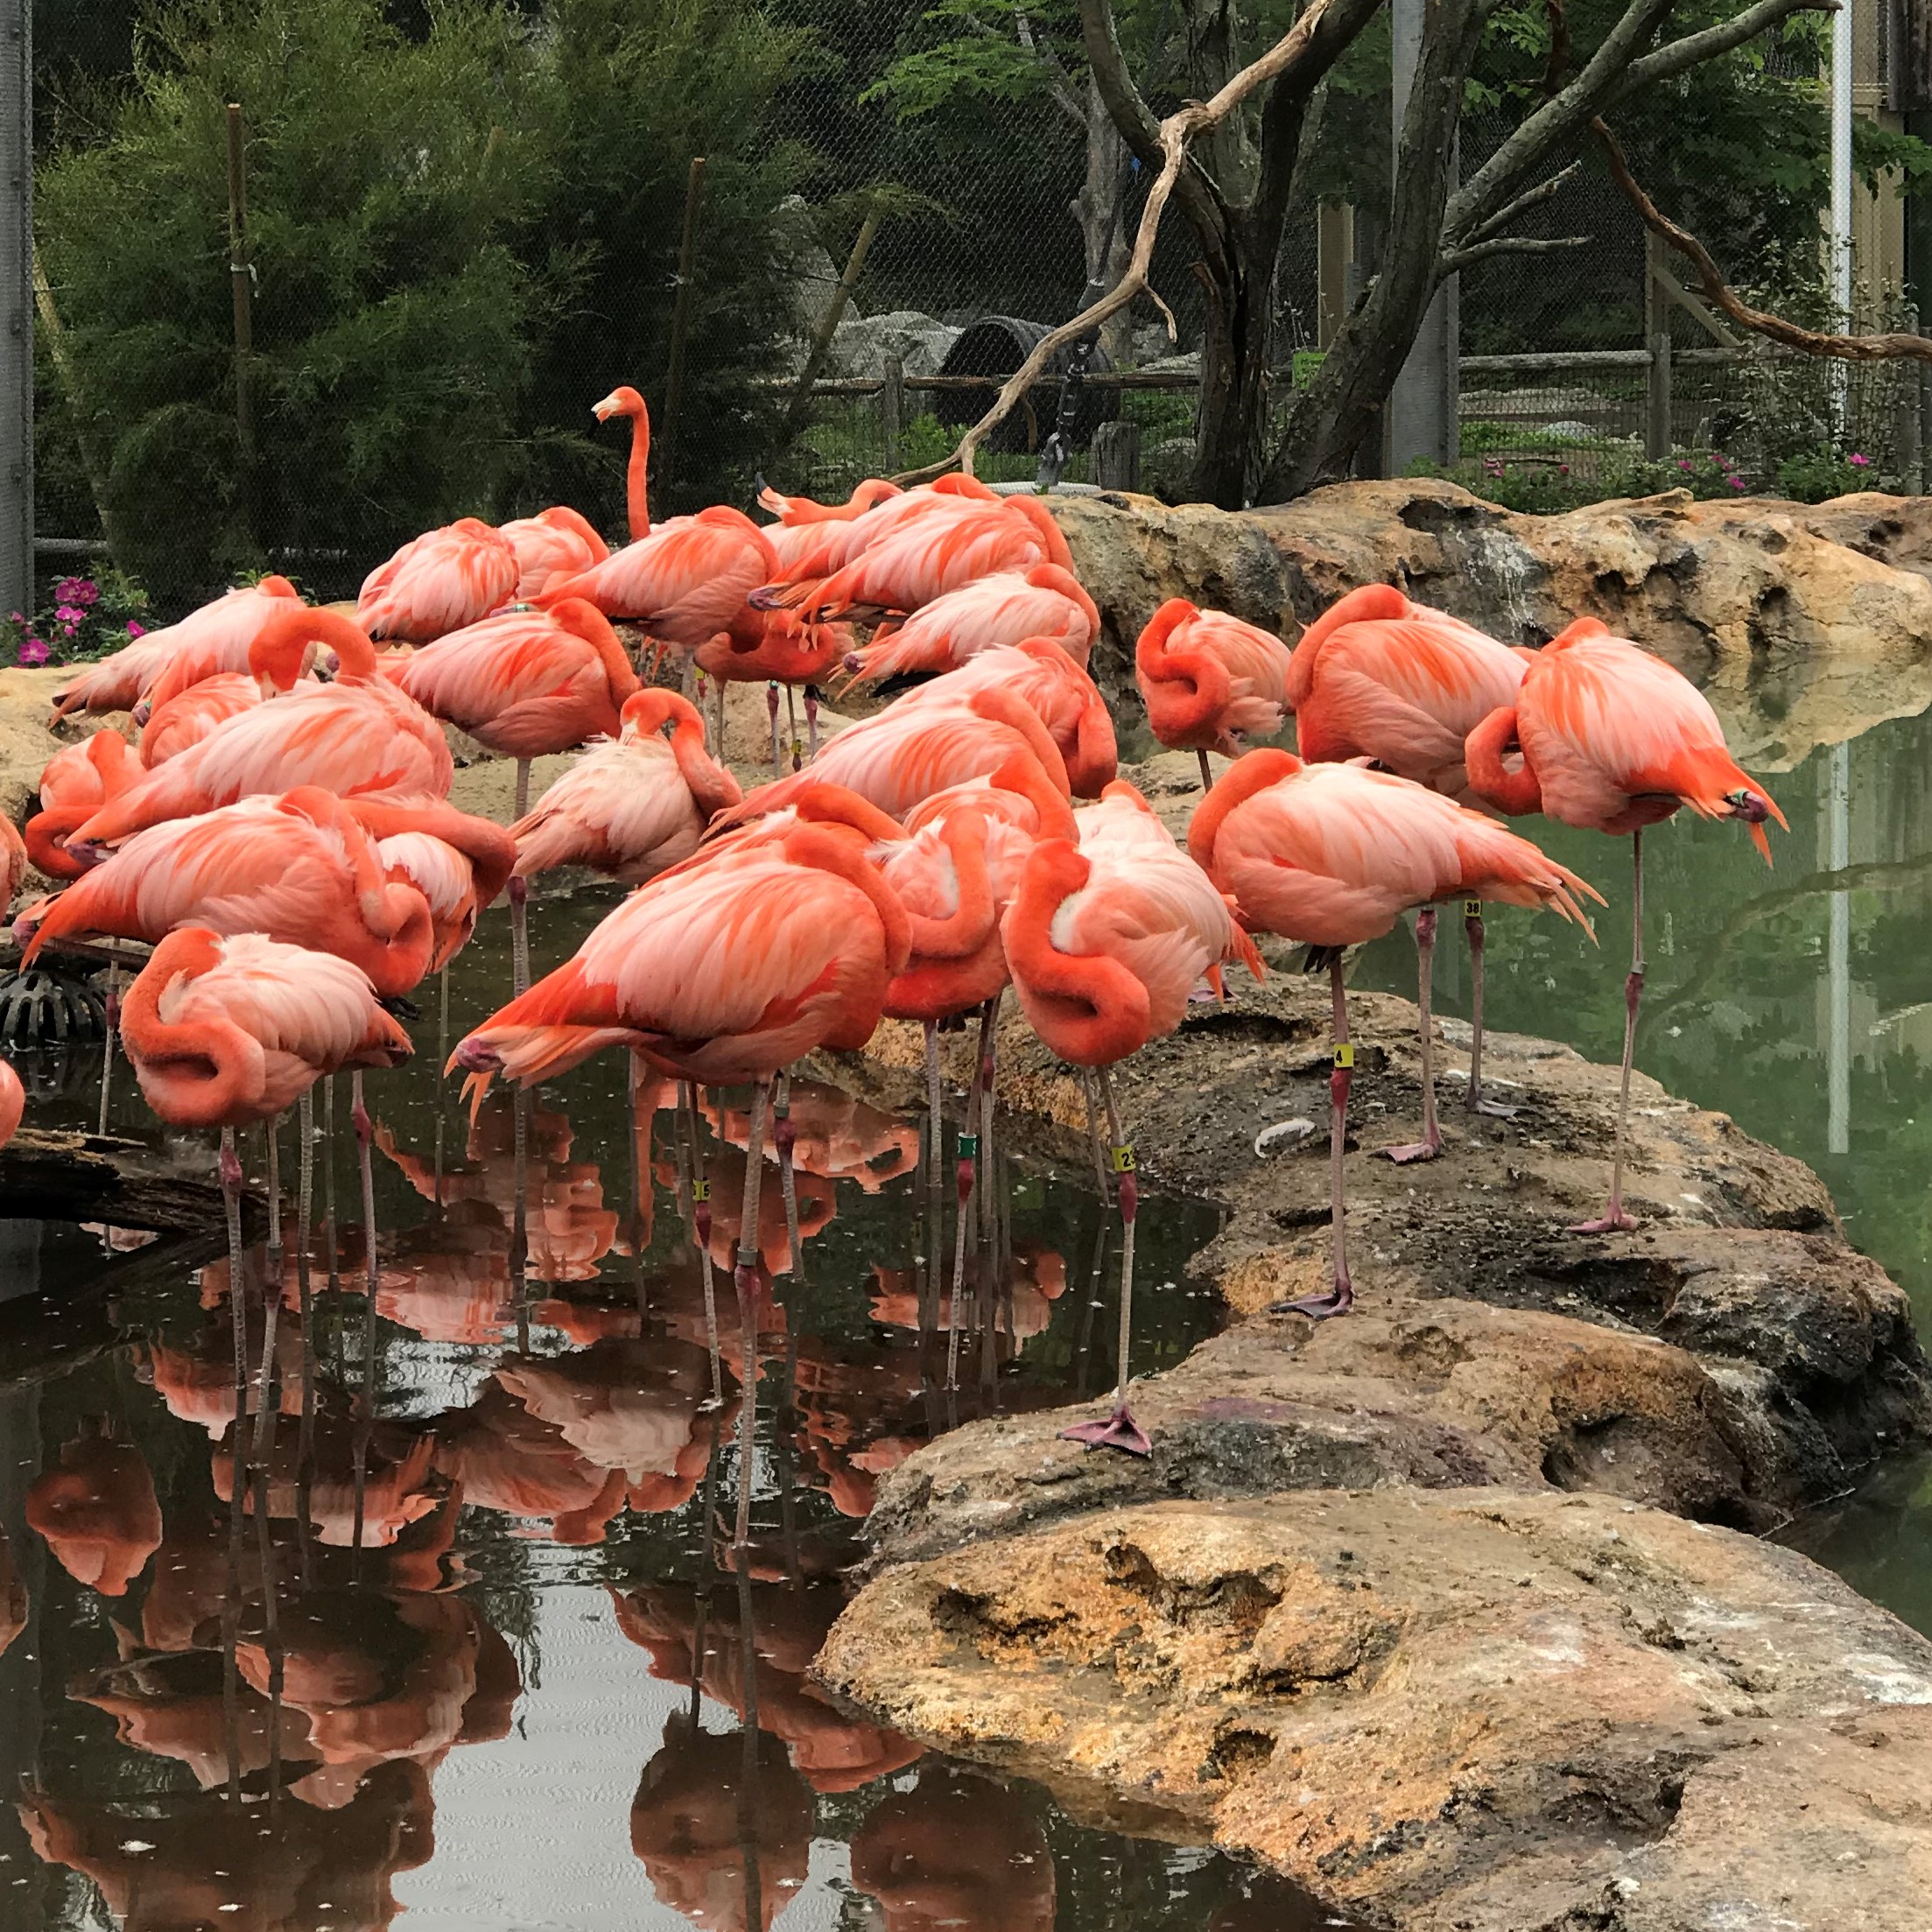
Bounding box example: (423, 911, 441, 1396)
(1850, 453, 1872, 467)
(18, 636, 49, 667)
(124, 621, 146, 639)
(1728, 474, 1746, 491)
(1678, 459, 1693, 472)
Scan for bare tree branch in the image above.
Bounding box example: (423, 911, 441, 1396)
(1464, 160, 1583, 246)
(1439, 233, 1591, 275)
(1594, 116, 1932, 362)
(1617, 0, 1835, 94)
(892, 0, 1348, 485)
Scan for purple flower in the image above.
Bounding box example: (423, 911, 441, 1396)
(6, 612, 20, 626)
(1728, 474, 1746, 491)
(18, 636, 49, 667)
(1850, 453, 1872, 467)
(1558, 464, 1570, 475)
(54, 605, 81, 623)
(125, 621, 146, 639)
(1678, 459, 1693, 472)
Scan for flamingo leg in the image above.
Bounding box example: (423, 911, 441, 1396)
(264, 1114, 284, 1277)
(1384, 908, 1442, 1163)
(733, 1078, 770, 1555)
(1464, 902, 1516, 1118)
(216, 1122, 248, 1806)
(767, 682, 783, 780)
(511, 1085, 530, 1355)
(349, 1071, 381, 1560)
(687, 1081, 724, 1407)
(250, 1116, 285, 1468)
(295, 1087, 315, 1580)
(1197, 748, 1214, 794)
(785, 685, 802, 774)
(509, 760, 532, 997)
(433, 964, 450, 1207)
(1059, 1064, 1148, 1455)
(774, 1071, 802, 1280)
(921, 1022, 944, 1345)
(804, 686, 819, 762)
(97, 958, 120, 1136)
(947, 999, 996, 1391)
(1275, 956, 1356, 1318)
(1573, 830, 1644, 1234)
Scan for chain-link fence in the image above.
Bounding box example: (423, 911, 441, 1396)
(25, 0, 1921, 634)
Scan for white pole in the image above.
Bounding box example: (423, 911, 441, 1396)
(0, 0, 31, 622)
(1827, 740, 1851, 1156)
(1830, 0, 1856, 425)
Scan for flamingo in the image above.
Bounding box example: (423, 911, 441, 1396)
(756, 476, 903, 527)
(695, 608, 853, 776)
(138, 673, 279, 767)
(49, 576, 300, 721)
(25, 732, 139, 879)
(752, 474, 1004, 600)
(386, 597, 642, 989)
(593, 384, 654, 538)
(342, 794, 516, 973)
(118, 926, 411, 1463)
(840, 564, 1100, 685)
(357, 516, 519, 643)
(509, 689, 741, 887)
(500, 505, 609, 601)
(453, 783, 911, 1544)
(720, 685, 1075, 833)
(1189, 752, 1601, 1316)
(69, 608, 453, 852)
(0, 1057, 21, 1149)
(1287, 582, 1535, 1114)
(877, 780, 1064, 1358)
(763, 494, 1074, 622)
(902, 641, 1117, 798)
(1001, 782, 1263, 1454)
(1135, 598, 1296, 788)
(1464, 617, 1784, 1232)
(130, 608, 324, 727)
(21, 787, 443, 997)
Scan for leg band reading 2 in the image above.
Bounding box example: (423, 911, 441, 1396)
(1110, 1145, 1136, 1173)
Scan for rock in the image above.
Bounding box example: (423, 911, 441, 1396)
(815, 1488, 1932, 1930)
(1048, 481, 1932, 768)
(828, 310, 963, 381)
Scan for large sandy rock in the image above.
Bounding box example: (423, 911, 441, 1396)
(1051, 481, 1932, 769)
(817, 1488, 1932, 1930)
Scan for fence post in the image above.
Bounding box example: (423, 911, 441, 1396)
(881, 355, 903, 474)
(657, 156, 708, 498)
(1902, 305, 1924, 494)
(783, 203, 880, 439)
(0, 0, 31, 622)
(1092, 419, 1140, 491)
(1644, 229, 1672, 461)
(224, 105, 256, 535)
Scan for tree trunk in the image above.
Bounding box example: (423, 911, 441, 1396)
(1072, 74, 1136, 366)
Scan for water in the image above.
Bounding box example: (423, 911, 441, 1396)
(0, 886, 1373, 1931)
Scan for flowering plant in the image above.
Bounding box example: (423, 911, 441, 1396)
(2, 569, 152, 669)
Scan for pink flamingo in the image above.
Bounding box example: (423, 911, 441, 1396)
(25, 732, 140, 880)
(119, 925, 411, 1413)
(50, 577, 300, 721)
(754, 476, 991, 594)
(1135, 599, 1296, 787)
(386, 597, 641, 987)
(341, 795, 516, 973)
(1189, 751, 1600, 1315)
(70, 608, 453, 851)
(138, 673, 280, 767)
(509, 689, 741, 886)
(500, 506, 610, 601)
(1464, 617, 1784, 1232)
(841, 564, 1099, 685)
(903, 641, 1117, 797)
(696, 608, 853, 776)
(357, 517, 519, 642)
(1001, 782, 1263, 1453)
(593, 385, 655, 538)
(0, 1057, 21, 1149)
(1287, 582, 1535, 1113)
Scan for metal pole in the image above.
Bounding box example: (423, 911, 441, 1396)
(225, 104, 256, 533)
(1826, 740, 1851, 1156)
(1830, 0, 1855, 429)
(1644, 229, 1673, 462)
(0, 0, 31, 622)
(657, 155, 707, 495)
(1384, 0, 1458, 473)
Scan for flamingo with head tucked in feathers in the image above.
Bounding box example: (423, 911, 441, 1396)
(25, 732, 141, 879)
(500, 507, 610, 601)
(902, 641, 1117, 798)
(1001, 782, 1263, 1455)
(840, 564, 1099, 685)
(1463, 617, 1784, 1233)
(357, 517, 519, 643)
(1135, 599, 1296, 785)
(1189, 751, 1602, 1317)
(69, 608, 453, 853)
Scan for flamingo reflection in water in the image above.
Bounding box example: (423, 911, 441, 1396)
(25, 1423, 163, 1598)
(850, 1767, 1057, 1932)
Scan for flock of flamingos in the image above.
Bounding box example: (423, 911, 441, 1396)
(0, 382, 1787, 1460)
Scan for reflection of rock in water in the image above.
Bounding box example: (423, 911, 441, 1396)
(630, 1712, 812, 1932)
(849, 1767, 1054, 1932)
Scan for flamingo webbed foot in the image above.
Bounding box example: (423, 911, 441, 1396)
(1271, 1279, 1354, 1320)
(1466, 1095, 1520, 1119)
(1568, 1209, 1639, 1234)
(1381, 1136, 1440, 1165)
(1058, 1405, 1153, 1457)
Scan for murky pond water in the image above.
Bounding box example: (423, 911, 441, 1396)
(0, 887, 1376, 1930)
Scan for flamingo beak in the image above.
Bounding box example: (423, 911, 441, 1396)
(592, 393, 623, 422)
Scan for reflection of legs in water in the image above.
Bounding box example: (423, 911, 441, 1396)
(510, 759, 532, 996)
(433, 964, 451, 1205)
(734, 1557, 765, 1932)
(321, 1076, 341, 1364)
(294, 1087, 316, 1586)
(349, 1071, 380, 1565)
(774, 1072, 803, 1282)
(733, 1081, 770, 1557)
(511, 1085, 530, 1356)
(1060, 1067, 1149, 1456)
(98, 958, 120, 1137)
(947, 1000, 997, 1395)
(685, 1082, 723, 1407)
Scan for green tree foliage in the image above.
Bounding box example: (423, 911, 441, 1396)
(36, 0, 811, 605)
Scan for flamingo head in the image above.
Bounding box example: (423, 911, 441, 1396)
(593, 386, 646, 424)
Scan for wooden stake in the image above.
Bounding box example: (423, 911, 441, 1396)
(782, 203, 881, 437)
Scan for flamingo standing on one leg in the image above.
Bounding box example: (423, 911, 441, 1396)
(1135, 599, 1295, 790)
(840, 565, 1100, 685)
(509, 690, 741, 886)
(386, 597, 641, 991)
(1189, 752, 1600, 1315)
(118, 927, 411, 1493)
(49, 577, 300, 722)
(357, 517, 519, 643)
(1286, 581, 1535, 1114)
(1001, 782, 1263, 1454)
(1464, 617, 1784, 1233)
(68, 608, 453, 852)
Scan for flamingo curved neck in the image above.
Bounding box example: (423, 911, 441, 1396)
(1001, 841, 1151, 1065)
(626, 406, 651, 540)
(1463, 707, 1542, 817)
